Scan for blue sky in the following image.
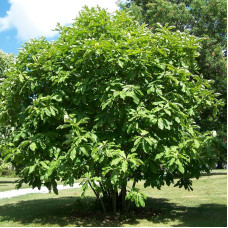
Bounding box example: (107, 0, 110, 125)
(0, 0, 21, 54)
(0, 0, 119, 55)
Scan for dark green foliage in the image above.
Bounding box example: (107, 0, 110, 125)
(0, 8, 221, 213)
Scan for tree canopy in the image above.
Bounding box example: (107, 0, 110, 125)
(0, 7, 221, 213)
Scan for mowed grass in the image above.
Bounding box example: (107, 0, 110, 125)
(0, 177, 30, 192)
(0, 177, 72, 192)
(0, 170, 227, 227)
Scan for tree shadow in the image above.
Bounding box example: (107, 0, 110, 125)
(0, 196, 226, 227)
(201, 172, 227, 176)
(0, 181, 18, 184)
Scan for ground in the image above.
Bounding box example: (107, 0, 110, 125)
(0, 170, 227, 227)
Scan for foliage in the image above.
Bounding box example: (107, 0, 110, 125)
(0, 158, 13, 176)
(0, 50, 15, 173)
(0, 8, 221, 213)
(121, 0, 227, 166)
(0, 50, 14, 78)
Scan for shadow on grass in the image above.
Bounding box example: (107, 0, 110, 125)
(0, 196, 227, 227)
(0, 181, 18, 184)
(201, 172, 227, 176)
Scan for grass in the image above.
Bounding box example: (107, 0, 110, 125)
(0, 176, 74, 192)
(0, 177, 30, 192)
(0, 170, 227, 227)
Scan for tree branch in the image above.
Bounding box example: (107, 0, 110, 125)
(88, 181, 107, 214)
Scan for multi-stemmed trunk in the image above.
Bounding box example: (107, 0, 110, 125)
(89, 182, 129, 215)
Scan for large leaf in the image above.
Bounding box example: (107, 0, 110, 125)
(122, 160, 128, 173)
(30, 142, 37, 151)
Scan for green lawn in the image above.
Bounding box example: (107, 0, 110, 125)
(0, 177, 70, 192)
(0, 177, 30, 192)
(0, 170, 227, 227)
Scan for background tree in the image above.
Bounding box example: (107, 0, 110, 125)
(0, 8, 220, 214)
(121, 0, 227, 167)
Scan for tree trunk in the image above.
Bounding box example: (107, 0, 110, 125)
(112, 190, 117, 215)
(89, 181, 107, 215)
(121, 184, 127, 213)
(110, 184, 117, 215)
(99, 181, 107, 198)
(217, 161, 223, 169)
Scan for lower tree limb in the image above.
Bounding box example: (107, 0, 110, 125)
(99, 181, 107, 197)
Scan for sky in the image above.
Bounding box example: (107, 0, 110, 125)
(0, 0, 120, 55)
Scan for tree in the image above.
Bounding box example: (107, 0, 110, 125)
(0, 7, 221, 214)
(0, 50, 14, 171)
(121, 0, 227, 167)
(0, 50, 14, 79)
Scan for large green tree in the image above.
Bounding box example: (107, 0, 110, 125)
(121, 0, 227, 167)
(0, 8, 220, 214)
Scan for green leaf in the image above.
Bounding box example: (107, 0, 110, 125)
(178, 164, 185, 174)
(164, 109, 171, 116)
(122, 160, 128, 173)
(134, 137, 141, 146)
(213, 107, 218, 117)
(118, 150, 126, 159)
(142, 139, 150, 153)
(111, 171, 118, 184)
(169, 158, 175, 166)
(80, 147, 89, 157)
(138, 196, 145, 207)
(101, 100, 112, 110)
(50, 106, 56, 116)
(41, 110, 44, 120)
(194, 139, 200, 148)
(145, 137, 153, 146)
(118, 59, 124, 68)
(175, 117, 180, 123)
(40, 161, 49, 169)
(18, 74, 24, 82)
(189, 109, 194, 116)
(111, 157, 122, 166)
(147, 86, 155, 94)
(155, 153, 164, 160)
(30, 142, 37, 151)
(81, 181, 88, 198)
(70, 149, 76, 160)
(158, 118, 164, 130)
(56, 124, 71, 129)
(52, 95, 62, 102)
(29, 165, 36, 174)
(132, 94, 139, 104)
(44, 108, 51, 116)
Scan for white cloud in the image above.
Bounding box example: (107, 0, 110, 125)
(0, 0, 119, 40)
